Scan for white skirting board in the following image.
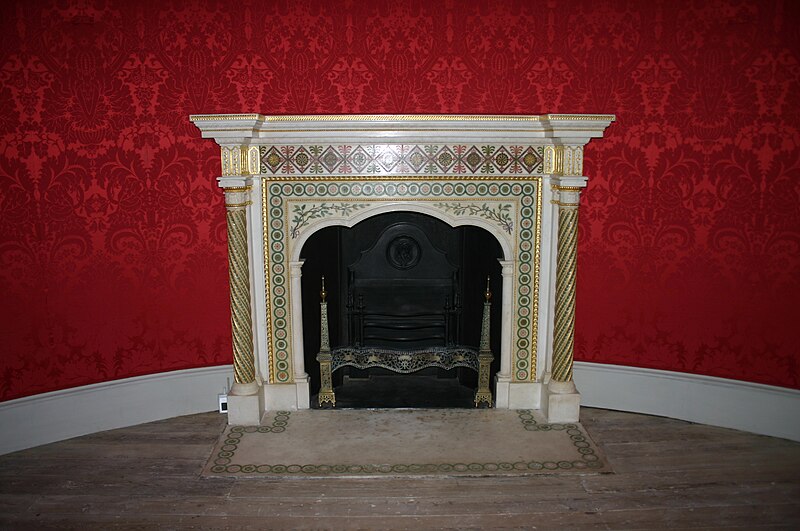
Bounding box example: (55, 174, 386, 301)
(0, 365, 234, 456)
(1, 362, 798, 455)
(574, 361, 800, 442)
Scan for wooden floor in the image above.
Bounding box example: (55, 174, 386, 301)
(1, 408, 799, 530)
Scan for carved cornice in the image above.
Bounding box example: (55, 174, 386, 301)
(190, 114, 616, 160)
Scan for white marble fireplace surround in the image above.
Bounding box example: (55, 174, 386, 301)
(190, 114, 615, 425)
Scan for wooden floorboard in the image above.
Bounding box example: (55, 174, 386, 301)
(1, 408, 799, 529)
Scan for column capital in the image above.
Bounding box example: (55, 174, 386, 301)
(552, 187, 581, 209)
(498, 259, 515, 276)
(222, 185, 252, 210)
(217, 176, 252, 188)
(288, 260, 305, 275)
(551, 175, 588, 188)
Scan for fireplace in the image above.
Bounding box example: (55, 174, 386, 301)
(301, 211, 505, 408)
(190, 114, 614, 424)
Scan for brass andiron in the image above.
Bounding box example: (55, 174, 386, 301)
(316, 276, 336, 407)
(475, 275, 494, 407)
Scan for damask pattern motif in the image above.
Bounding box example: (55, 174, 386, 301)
(0, 0, 798, 400)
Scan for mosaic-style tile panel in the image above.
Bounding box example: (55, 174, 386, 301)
(263, 178, 541, 383)
(260, 145, 544, 176)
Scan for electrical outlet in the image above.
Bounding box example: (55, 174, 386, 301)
(218, 393, 228, 414)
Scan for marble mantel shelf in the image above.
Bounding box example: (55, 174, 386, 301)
(191, 113, 614, 426)
(190, 113, 615, 143)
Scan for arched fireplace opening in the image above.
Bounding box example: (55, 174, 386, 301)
(300, 211, 503, 408)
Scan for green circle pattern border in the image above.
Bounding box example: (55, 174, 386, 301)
(264, 178, 539, 384)
(211, 459, 601, 475)
(212, 411, 292, 470)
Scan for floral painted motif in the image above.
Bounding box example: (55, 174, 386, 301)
(289, 203, 370, 238)
(433, 202, 514, 234)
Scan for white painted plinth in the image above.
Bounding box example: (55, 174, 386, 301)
(262, 383, 306, 411)
(294, 377, 311, 409)
(227, 394, 261, 425)
(227, 381, 261, 425)
(543, 380, 581, 423)
(496, 377, 543, 410)
(495, 376, 511, 408)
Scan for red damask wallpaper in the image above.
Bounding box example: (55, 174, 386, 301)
(1, 0, 798, 401)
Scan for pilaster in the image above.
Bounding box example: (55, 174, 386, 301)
(495, 260, 516, 408)
(289, 261, 310, 408)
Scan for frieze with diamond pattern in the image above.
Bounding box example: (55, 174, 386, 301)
(260, 144, 544, 175)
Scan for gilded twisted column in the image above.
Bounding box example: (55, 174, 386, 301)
(224, 186, 257, 393)
(551, 185, 582, 388)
